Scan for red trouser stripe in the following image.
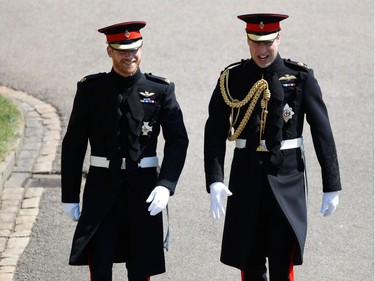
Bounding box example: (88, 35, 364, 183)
(88, 249, 93, 281)
(240, 242, 296, 280)
(288, 241, 296, 281)
(289, 264, 294, 281)
(241, 266, 294, 281)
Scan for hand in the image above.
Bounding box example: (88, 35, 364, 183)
(210, 182, 232, 220)
(63, 203, 81, 221)
(146, 186, 170, 216)
(320, 191, 339, 217)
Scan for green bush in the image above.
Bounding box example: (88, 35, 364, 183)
(0, 95, 22, 161)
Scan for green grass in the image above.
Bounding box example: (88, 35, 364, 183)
(0, 94, 22, 161)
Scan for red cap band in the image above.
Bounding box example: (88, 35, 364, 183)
(246, 22, 280, 33)
(106, 30, 142, 42)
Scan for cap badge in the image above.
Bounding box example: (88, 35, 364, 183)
(283, 103, 294, 123)
(142, 121, 153, 135)
(125, 30, 130, 38)
(259, 21, 265, 29)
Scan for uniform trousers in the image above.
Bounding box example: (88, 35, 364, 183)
(241, 179, 296, 281)
(88, 218, 150, 281)
(87, 183, 151, 281)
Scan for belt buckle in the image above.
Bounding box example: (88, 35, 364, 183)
(256, 142, 268, 152)
(121, 158, 126, 170)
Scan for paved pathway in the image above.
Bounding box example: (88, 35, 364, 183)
(0, 1, 373, 280)
(0, 86, 60, 281)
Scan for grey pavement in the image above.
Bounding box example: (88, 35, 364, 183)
(0, 0, 374, 280)
(0, 86, 61, 281)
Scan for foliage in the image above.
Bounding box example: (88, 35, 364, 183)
(0, 95, 22, 161)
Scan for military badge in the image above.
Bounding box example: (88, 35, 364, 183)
(283, 103, 294, 123)
(279, 74, 297, 87)
(140, 98, 156, 104)
(139, 91, 156, 103)
(279, 74, 297, 81)
(139, 91, 155, 97)
(141, 121, 153, 135)
(297, 61, 310, 69)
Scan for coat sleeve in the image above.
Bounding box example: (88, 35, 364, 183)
(156, 82, 189, 195)
(204, 82, 231, 192)
(61, 82, 90, 203)
(303, 70, 342, 192)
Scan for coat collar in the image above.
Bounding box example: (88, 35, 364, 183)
(247, 53, 283, 74)
(110, 67, 142, 89)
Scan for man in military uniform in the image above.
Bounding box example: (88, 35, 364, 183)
(61, 21, 189, 281)
(204, 14, 341, 281)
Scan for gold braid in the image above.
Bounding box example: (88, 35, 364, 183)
(219, 68, 271, 143)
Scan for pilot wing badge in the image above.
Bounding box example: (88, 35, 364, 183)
(139, 91, 155, 97)
(139, 91, 156, 103)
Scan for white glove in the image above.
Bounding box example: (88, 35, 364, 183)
(320, 191, 339, 217)
(146, 186, 170, 216)
(63, 203, 81, 221)
(210, 182, 232, 220)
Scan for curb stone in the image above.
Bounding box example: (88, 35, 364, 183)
(0, 86, 61, 281)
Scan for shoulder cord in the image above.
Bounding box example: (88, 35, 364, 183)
(219, 69, 271, 142)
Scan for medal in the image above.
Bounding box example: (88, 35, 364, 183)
(142, 121, 153, 135)
(140, 98, 156, 103)
(283, 103, 294, 123)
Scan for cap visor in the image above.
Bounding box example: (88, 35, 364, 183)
(109, 39, 143, 50)
(247, 32, 278, 42)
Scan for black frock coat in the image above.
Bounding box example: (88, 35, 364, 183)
(204, 54, 341, 269)
(61, 68, 188, 277)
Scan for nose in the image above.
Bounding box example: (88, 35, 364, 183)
(257, 42, 268, 51)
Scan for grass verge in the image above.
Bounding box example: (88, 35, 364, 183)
(0, 94, 22, 161)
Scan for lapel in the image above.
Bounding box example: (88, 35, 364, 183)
(105, 83, 124, 160)
(124, 85, 144, 124)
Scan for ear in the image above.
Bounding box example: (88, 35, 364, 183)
(275, 33, 281, 45)
(107, 45, 113, 57)
(247, 36, 252, 47)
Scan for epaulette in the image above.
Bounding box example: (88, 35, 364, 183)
(223, 59, 249, 71)
(284, 59, 310, 71)
(79, 72, 106, 83)
(145, 73, 171, 84)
